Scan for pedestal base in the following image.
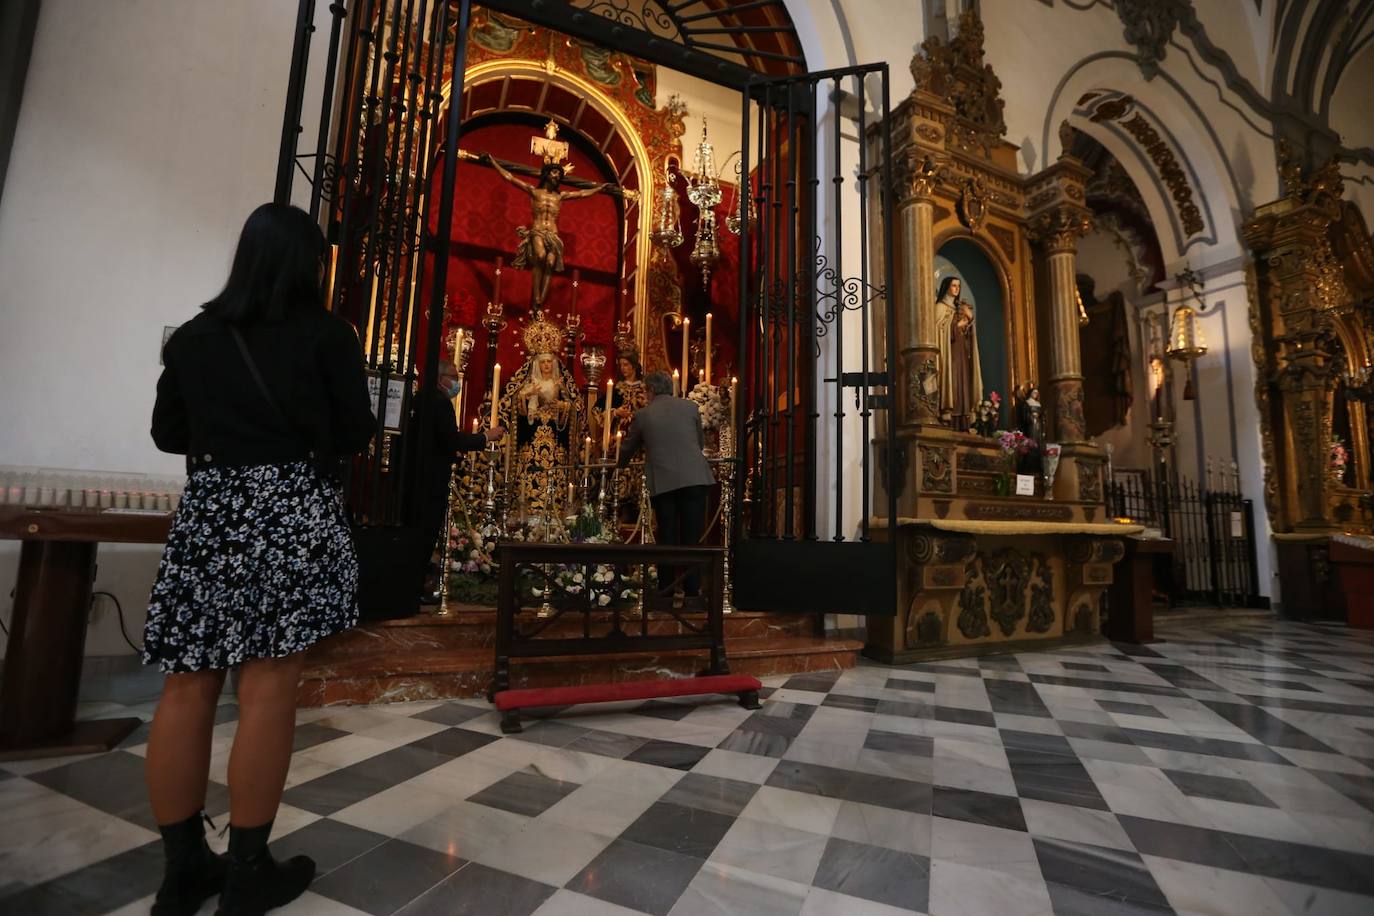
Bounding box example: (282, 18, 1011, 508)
(866, 522, 1127, 664)
(0, 717, 142, 762)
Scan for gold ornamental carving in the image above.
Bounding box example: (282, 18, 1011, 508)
(956, 177, 989, 232)
(909, 9, 1007, 153)
(1029, 207, 1093, 253)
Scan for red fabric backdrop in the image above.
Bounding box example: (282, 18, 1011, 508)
(419, 122, 623, 427)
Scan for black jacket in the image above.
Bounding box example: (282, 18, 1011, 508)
(152, 310, 375, 468)
(404, 385, 487, 514)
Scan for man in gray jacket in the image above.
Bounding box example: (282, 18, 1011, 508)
(618, 370, 718, 594)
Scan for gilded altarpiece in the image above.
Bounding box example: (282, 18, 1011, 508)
(865, 13, 1128, 663)
(1243, 150, 1374, 617)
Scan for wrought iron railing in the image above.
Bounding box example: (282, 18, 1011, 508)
(492, 542, 728, 698)
(1109, 465, 1264, 608)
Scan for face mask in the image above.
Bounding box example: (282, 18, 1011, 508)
(441, 379, 461, 399)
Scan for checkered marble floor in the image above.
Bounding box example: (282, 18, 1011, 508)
(5, 615, 1374, 915)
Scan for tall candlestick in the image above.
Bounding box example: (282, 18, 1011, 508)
(583, 436, 592, 467)
(705, 313, 713, 382)
(615, 429, 623, 462)
(673, 368, 681, 397)
(601, 376, 612, 455)
(680, 316, 690, 386)
(490, 362, 501, 427)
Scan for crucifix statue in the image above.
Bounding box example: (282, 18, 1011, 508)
(481, 121, 616, 308)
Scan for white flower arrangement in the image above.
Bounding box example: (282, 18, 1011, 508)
(688, 382, 728, 431)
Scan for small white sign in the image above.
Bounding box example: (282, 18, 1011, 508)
(1229, 510, 1244, 538)
(1015, 474, 1036, 496)
(366, 374, 406, 431)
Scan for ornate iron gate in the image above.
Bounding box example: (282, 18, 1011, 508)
(275, 0, 474, 524)
(732, 66, 899, 616)
(277, 5, 899, 614)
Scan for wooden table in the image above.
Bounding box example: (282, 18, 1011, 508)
(1104, 537, 1174, 644)
(0, 506, 172, 760)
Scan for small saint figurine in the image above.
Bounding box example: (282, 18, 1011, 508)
(935, 275, 983, 431)
(1014, 381, 1044, 473)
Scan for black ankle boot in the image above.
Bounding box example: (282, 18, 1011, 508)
(152, 812, 227, 916)
(215, 820, 315, 916)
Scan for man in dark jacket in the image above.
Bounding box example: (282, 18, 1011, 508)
(617, 370, 717, 595)
(406, 360, 504, 601)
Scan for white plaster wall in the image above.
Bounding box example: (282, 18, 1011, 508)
(1328, 43, 1374, 220)
(0, 0, 325, 656)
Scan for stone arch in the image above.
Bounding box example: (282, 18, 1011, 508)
(1041, 52, 1245, 266)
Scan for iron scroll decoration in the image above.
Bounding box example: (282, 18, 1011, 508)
(813, 238, 888, 353)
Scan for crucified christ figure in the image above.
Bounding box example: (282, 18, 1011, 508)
(482, 153, 615, 307)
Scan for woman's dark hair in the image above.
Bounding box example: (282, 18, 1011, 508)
(203, 203, 326, 322)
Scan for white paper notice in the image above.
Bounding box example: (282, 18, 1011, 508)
(1229, 511, 1243, 538)
(1016, 474, 1036, 496)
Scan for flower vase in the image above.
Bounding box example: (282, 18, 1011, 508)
(995, 469, 1013, 497)
(1330, 467, 1346, 486)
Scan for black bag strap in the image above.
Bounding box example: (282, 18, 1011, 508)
(228, 325, 315, 457)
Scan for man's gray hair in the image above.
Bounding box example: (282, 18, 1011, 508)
(645, 370, 674, 396)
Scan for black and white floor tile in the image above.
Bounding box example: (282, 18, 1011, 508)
(4, 615, 1374, 915)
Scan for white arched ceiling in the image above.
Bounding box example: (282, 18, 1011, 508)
(1043, 54, 1247, 265)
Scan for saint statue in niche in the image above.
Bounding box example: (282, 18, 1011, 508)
(483, 153, 615, 307)
(935, 275, 983, 431)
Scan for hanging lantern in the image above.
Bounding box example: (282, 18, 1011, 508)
(650, 163, 683, 248)
(686, 120, 723, 286)
(1166, 304, 1206, 361)
(724, 156, 754, 236)
(691, 209, 721, 287)
(1167, 265, 1207, 362)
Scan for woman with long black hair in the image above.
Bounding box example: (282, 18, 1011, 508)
(143, 202, 374, 915)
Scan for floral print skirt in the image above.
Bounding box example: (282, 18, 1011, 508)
(142, 461, 358, 673)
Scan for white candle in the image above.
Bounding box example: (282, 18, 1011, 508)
(705, 313, 713, 382)
(680, 316, 690, 387)
(365, 273, 380, 355)
(616, 429, 623, 462)
(672, 368, 681, 397)
(583, 436, 592, 466)
(730, 376, 739, 428)
(490, 362, 501, 427)
(602, 379, 614, 455)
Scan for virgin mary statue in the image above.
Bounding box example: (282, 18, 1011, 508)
(935, 275, 983, 431)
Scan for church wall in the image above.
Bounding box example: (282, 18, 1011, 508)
(1328, 44, 1374, 218)
(0, 0, 332, 655)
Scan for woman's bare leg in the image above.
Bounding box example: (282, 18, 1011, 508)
(146, 669, 228, 824)
(226, 652, 306, 827)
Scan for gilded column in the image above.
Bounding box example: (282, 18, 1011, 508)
(895, 151, 944, 427)
(1031, 206, 1093, 442)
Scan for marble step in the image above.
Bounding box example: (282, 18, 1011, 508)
(317, 607, 819, 654)
(297, 633, 861, 707)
